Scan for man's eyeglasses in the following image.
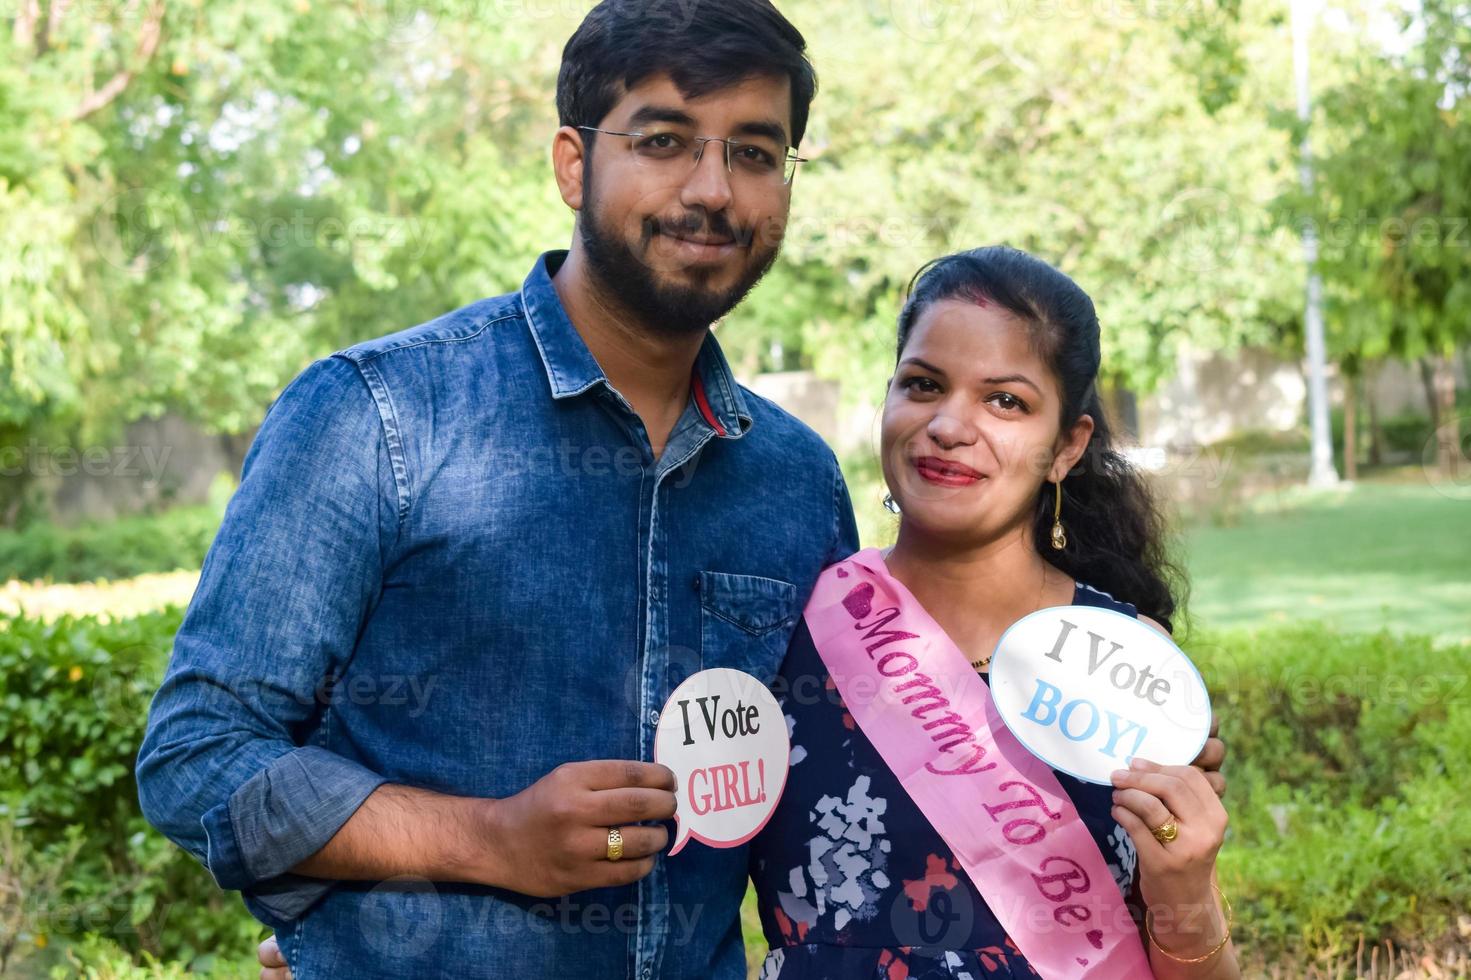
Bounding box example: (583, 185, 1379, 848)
(577, 126, 806, 187)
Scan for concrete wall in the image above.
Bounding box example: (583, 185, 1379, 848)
(17, 348, 1466, 525)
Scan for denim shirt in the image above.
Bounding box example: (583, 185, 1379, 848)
(136, 250, 860, 980)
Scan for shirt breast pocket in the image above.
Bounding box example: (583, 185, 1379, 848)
(698, 571, 800, 687)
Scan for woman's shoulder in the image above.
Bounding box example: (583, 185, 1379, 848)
(1071, 580, 1139, 619)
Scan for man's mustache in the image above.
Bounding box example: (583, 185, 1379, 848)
(645, 209, 755, 249)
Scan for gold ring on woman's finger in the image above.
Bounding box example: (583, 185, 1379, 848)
(1150, 815, 1179, 844)
(606, 827, 624, 861)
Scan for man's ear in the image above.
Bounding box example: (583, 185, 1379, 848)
(551, 126, 586, 211)
(1049, 413, 1095, 482)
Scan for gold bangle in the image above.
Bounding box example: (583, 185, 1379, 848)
(1145, 881, 1233, 964)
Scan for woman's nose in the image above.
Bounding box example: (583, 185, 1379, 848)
(927, 412, 975, 449)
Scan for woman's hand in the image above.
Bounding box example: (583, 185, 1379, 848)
(258, 934, 292, 980)
(1110, 757, 1228, 911)
(1190, 713, 1227, 798)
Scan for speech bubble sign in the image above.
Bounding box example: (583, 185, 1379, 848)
(654, 668, 789, 856)
(989, 606, 1211, 785)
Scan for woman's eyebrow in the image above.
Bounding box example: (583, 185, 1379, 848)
(983, 373, 1042, 396)
(898, 357, 945, 375)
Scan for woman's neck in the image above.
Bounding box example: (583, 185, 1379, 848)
(883, 522, 1073, 658)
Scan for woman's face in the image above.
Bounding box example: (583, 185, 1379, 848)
(880, 297, 1094, 546)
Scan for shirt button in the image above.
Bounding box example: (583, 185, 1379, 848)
(648, 708, 660, 726)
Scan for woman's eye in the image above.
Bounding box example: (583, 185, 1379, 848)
(989, 392, 1028, 413)
(901, 376, 939, 394)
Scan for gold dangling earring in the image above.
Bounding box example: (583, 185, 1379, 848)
(1050, 480, 1067, 550)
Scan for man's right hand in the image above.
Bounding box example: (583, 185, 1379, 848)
(485, 759, 677, 896)
(259, 759, 676, 976)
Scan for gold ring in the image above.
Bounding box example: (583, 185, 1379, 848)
(606, 827, 624, 861)
(1150, 816, 1179, 844)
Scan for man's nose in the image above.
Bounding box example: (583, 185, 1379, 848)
(679, 142, 734, 214)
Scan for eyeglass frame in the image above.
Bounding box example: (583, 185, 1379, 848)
(575, 125, 807, 186)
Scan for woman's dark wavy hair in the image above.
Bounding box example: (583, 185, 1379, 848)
(896, 245, 1187, 632)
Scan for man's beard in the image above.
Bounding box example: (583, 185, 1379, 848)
(578, 180, 781, 338)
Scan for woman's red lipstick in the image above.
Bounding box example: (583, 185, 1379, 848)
(913, 456, 983, 486)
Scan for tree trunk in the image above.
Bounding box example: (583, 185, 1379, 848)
(1431, 353, 1459, 472)
(1420, 357, 1442, 432)
(1366, 362, 1385, 466)
(1343, 373, 1358, 481)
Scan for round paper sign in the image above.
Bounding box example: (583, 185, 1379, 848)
(654, 668, 789, 855)
(989, 605, 1211, 785)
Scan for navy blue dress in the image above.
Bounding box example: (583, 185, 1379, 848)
(749, 583, 1146, 979)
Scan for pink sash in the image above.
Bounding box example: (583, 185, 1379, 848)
(804, 548, 1153, 978)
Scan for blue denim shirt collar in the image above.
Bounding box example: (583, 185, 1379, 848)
(520, 249, 752, 439)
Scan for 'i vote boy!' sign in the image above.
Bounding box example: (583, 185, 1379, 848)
(988, 606, 1211, 785)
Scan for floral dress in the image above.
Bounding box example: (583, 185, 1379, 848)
(749, 583, 1146, 979)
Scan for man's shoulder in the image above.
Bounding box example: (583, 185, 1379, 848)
(735, 383, 839, 467)
(334, 291, 525, 366)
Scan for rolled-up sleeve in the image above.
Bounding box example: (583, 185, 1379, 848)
(136, 354, 401, 926)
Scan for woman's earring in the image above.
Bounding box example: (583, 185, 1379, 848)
(1050, 480, 1067, 550)
(883, 492, 901, 515)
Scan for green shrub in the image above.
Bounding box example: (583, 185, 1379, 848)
(45, 934, 256, 979)
(0, 503, 224, 585)
(0, 610, 263, 974)
(4, 606, 1467, 974)
(1378, 412, 1436, 457)
(1188, 624, 1471, 958)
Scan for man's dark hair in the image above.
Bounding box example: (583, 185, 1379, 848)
(557, 0, 818, 149)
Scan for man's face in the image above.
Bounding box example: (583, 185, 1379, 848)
(578, 72, 795, 336)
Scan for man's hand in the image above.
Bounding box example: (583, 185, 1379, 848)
(259, 934, 290, 980)
(258, 760, 675, 976)
(1190, 712, 1227, 797)
(487, 759, 677, 896)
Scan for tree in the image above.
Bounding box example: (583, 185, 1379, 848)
(1297, 0, 1471, 472)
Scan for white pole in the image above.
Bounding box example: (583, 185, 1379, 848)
(1293, 0, 1341, 487)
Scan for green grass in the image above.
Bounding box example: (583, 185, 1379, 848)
(1182, 476, 1471, 642)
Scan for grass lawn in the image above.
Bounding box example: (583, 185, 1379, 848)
(1181, 473, 1471, 642)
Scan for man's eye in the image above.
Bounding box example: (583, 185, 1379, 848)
(734, 144, 778, 170)
(636, 133, 686, 155)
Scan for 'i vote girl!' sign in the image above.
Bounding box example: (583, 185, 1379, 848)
(988, 606, 1211, 784)
(655, 668, 790, 855)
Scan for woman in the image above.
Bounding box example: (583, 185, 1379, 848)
(257, 245, 1231, 979)
(749, 246, 1237, 978)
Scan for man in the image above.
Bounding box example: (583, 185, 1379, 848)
(142, 3, 1227, 977)
(138, 2, 846, 978)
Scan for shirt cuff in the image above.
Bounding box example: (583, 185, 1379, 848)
(201, 745, 391, 898)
